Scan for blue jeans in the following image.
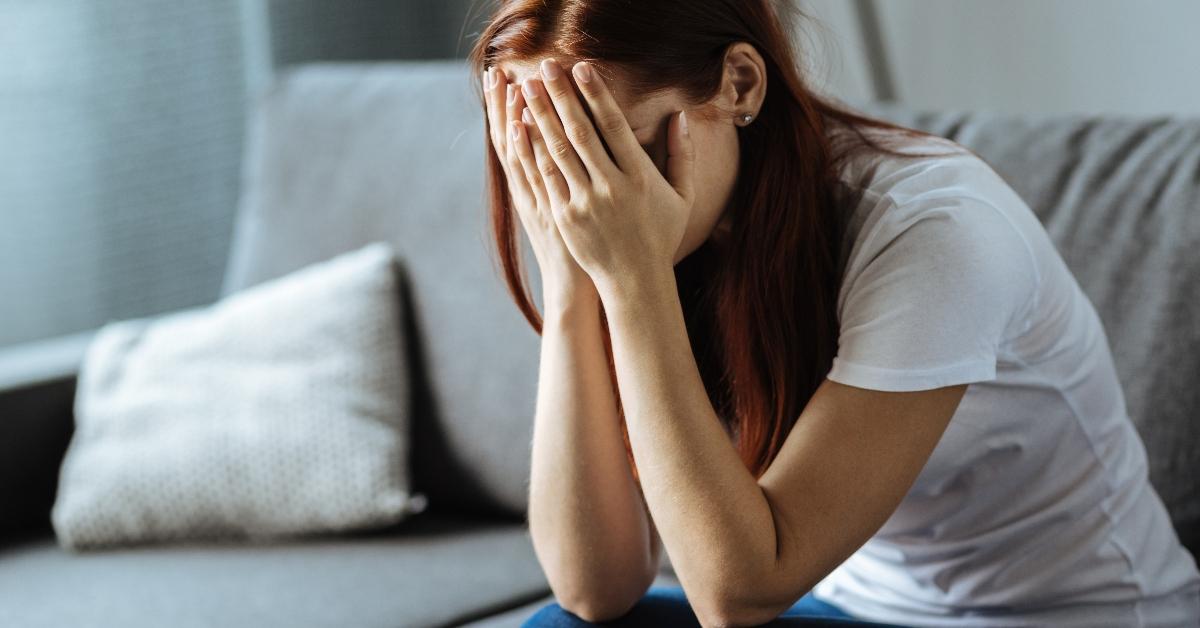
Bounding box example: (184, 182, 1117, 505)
(521, 585, 911, 627)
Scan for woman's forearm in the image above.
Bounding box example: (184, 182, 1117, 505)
(527, 293, 659, 620)
(595, 270, 779, 625)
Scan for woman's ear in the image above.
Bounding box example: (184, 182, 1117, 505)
(721, 42, 767, 122)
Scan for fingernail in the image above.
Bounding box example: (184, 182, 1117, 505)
(522, 80, 538, 100)
(506, 83, 516, 105)
(540, 58, 562, 80)
(482, 69, 490, 91)
(488, 67, 497, 89)
(510, 120, 520, 140)
(522, 107, 534, 125)
(574, 63, 593, 84)
(681, 110, 689, 136)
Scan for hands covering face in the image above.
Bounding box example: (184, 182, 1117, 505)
(484, 58, 696, 299)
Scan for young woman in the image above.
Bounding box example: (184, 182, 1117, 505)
(470, 1, 1200, 626)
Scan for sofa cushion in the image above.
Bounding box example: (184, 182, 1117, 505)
(0, 512, 548, 628)
(51, 242, 426, 551)
(851, 102, 1200, 556)
(220, 61, 542, 519)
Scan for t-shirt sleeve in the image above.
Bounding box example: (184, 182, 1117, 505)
(827, 194, 1040, 392)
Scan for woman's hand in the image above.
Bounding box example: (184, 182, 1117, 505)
(515, 58, 696, 300)
(483, 66, 597, 310)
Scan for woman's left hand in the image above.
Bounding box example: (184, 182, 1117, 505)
(516, 58, 696, 298)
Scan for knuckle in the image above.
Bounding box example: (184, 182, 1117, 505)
(565, 123, 593, 145)
(572, 186, 594, 205)
(537, 159, 559, 179)
(597, 112, 627, 136)
(591, 178, 612, 200)
(563, 203, 587, 224)
(547, 82, 571, 101)
(549, 138, 574, 161)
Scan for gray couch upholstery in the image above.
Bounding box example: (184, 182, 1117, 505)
(0, 59, 1196, 627)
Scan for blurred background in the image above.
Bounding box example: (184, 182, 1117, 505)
(1, 0, 1198, 360)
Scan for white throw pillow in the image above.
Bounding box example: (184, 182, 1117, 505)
(51, 242, 427, 551)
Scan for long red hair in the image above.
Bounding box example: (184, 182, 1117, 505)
(467, 0, 959, 484)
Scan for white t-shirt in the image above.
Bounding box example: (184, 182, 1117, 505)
(810, 129, 1200, 627)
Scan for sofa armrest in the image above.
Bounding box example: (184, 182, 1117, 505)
(0, 331, 94, 541)
(0, 330, 94, 391)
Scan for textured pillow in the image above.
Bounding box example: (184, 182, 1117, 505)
(51, 241, 427, 551)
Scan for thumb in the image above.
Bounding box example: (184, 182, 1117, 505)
(666, 109, 695, 204)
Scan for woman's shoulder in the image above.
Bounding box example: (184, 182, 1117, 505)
(834, 126, 995, 202)
(831, 125, 1048, 347)
(831, 125, 1027, 243)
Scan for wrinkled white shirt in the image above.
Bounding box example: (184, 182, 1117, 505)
(812, 131, 1200, 627)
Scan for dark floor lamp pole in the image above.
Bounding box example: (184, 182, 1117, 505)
(853, 0, 896, 101)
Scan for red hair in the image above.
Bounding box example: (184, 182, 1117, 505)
(467, 0, 959, 484)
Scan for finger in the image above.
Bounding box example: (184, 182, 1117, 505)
(484, 67, 508, 158)
(667, 110, 696, 204)
(502, 120, 548, 247)
(503, 82, 531, 189)
(570, 61, 648, 174)
(537, 58, 618, 181)
(509, 117, 549, 210)
(503, 111, 535, 204)
(485, 67, 526, 199)
(482, 68, 496, 147)
(506, 87, 547, 205)
(505, 79, 528, 172)
(521, 75, 589, 199)
(523, 105, 571, 206)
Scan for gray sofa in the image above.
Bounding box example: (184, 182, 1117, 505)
(0, 59, 1196, 627)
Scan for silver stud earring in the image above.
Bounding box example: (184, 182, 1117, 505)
(739, 113, 754, 125)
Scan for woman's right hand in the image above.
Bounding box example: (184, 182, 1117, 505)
(484, 66, 597, 310)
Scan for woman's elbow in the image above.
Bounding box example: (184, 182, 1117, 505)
(556, 591, 639, 623)
(551, 566, 656, 623)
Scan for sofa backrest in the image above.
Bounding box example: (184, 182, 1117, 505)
(221, 62, 1198, 554)
(221, 61, 542, 518)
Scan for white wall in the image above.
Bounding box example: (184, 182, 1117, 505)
(794, 0, 875, 104)
(0, 0, 460, 350)
(799, 0, 1200, 116)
